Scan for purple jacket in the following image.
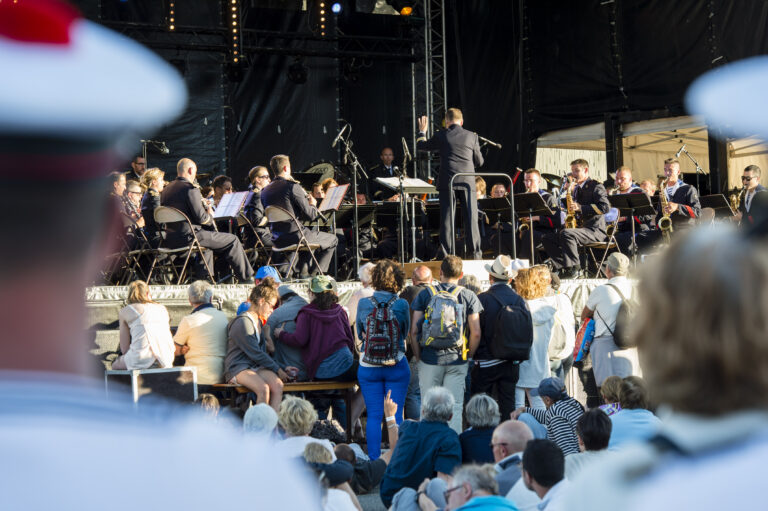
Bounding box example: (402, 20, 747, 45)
(278, 303, 355, 380)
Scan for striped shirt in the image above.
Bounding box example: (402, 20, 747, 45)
(526, 397, 584, 455)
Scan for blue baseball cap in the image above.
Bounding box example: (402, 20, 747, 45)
(530, 377, 567, 399)
(255, 266, 281, 283)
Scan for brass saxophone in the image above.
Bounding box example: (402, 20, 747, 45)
(564, 177, 579, 229)
(729, 186, 745, 214)
(657, 176, 673, 244)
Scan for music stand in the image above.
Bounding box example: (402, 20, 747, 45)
(513, 193, 553, 264)
(608, 193, 656, 267)
(478, 197, 512, 256)
(376, 177, 436, 263)
(701, 194, 735, 218)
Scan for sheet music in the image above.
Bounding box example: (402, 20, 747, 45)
(375, 177, 436, 193)
(319, 183, 350, 212)
(213, 191, 252, 218)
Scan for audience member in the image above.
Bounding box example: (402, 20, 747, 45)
(224, 283, 286, 411)
(511, 377, 584, 456)
(335, 391, 401, 494)
(380, 387, 462, 508)
(460, 394, 501, 464)
(278, 395, 336, 459)
(172, 281, 229, 384)
(416, 465, 518, 511)
(112, 280, 175, 370)
(491, 420, 534, 496)
(400, 265, 433, 419)
(564, 409, 611, 480)
(236, 267, 282, 314)
(196, 393, 220, 420)
(473, 255, 528, 420)
(347, 262, 376, 332)
(303, 443, 362, 511)
(514, 268, 561, 409)
(410, 256, 483, 433)
(263, 285, 309, 380)
(244, 403, 279, 438)
(458, 274, 481, 295)
(537, 266, 575, 380)
(521, 439, 569, 511)
(607, 376, 661, 449)
(598, 375, 623, 416)
(355, 260, 411, 459)
(581, 253, 641, 387)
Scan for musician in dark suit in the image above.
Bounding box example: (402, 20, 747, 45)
(260, 154, 338, 275)
(417, 108, 484, 259)
(541, 159, 611, 279)
(243, 165, 273, 251)
(611, 167, 655, 255)
(635, 158, 701, 252)
(516, 168, 561, 263)
(734, 164, 767, 227)
(124, 155, 146, 183)
(161, 158, 254, 282)
(368, 147, 400, 201)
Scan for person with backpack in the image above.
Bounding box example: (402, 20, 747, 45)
(355, 260, 411, 459)
(580, 252, 642, 388)
(409, 255, 483, 433)
(472, 255, 532, 420)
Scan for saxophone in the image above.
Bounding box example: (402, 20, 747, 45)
(564, 176, 579, 229)
(657, 176, 673, 244)
(730, 186, 745, 214)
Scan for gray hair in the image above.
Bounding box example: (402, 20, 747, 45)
(358, 262, 376, 285)
(465, 394, 501, 428)
(421, 387, 455, 423)
(458, 274, 481, 294)
(452, 464, 499, 495)
(188, 280, 213, 305)
(243, 403, 278, 435)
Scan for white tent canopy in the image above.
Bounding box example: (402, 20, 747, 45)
(536, 115, 768, 191)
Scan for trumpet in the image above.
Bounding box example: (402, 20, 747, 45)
(517, 217, 531, 235)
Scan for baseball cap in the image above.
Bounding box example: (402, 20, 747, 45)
(255, 266, 281, 283)
(604, 252, 630, 275)
(309, 275, 336, 293)
(530, 377, 567, 399)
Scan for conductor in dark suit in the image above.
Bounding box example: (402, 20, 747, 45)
(417, 108, 484, 259)
(260, 154, 338, 275)
(161, 158, 254, 282)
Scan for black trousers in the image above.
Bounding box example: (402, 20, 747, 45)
(542, 227, 606, 269)
(169, 230, 254, 282)
(516, 228, 550, 263)
(471, 361, 519, 420)
(275, 228, 338, 274)
(440, 182, 481, 259)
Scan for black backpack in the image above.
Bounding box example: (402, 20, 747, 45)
(486, 291, 534, 361)
(604, 283, 638, 349)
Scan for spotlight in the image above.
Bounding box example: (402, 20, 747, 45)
(331, 2, 342, 14)
(400, 6, 412, 15)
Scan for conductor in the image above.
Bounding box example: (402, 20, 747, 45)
(417, 108, 484, 259)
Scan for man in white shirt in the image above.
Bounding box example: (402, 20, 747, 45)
(521, 439, 570, 511)
(174, 281, 229, 384)
(581, 253, 641, 387)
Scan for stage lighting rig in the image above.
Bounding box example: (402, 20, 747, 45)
(228, 0, 241, 64)
(166, 0, 175, 31)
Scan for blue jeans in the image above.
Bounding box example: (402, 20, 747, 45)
(518, 412, 548, 439)
(358, 356, 411, 459)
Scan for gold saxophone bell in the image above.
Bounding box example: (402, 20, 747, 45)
(657, 176, 674, 244)
(564, 176, 579, 229)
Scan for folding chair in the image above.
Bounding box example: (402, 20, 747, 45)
(583, 208, 622, 278)
(236, 213, 271, 267)
(264, 205, 322, 279)
(148, 206, 215, 285)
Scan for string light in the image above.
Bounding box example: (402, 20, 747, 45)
(168, 1, 175, 31)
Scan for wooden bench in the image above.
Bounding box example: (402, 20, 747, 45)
(210, 381, 357, 440)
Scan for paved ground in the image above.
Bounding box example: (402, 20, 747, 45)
(359, 487, 386, 511)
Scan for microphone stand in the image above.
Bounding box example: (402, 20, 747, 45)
(478, 134, 502, 150)
(680, 146, 704, 193)
(337, 131, 367, 275)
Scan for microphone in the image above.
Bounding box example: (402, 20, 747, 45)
(478, 135, 502, 149)
(159, 142, 169, 155)
(401, 137, 412, 161)
(392, 165, 400, 177)
(675, 144, 686, 158)
(331, 124, 348, 148)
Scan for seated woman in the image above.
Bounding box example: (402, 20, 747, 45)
(608, 376, 662, 450)
(112, 280, 175, 370)
(275, 275, 357, 382)
(459, 393, 501, 464)
(139, 167, 165, 246)
(224, 282, 287, 412)
(599, 375, 623, 416)
(278, 395, 336, 459)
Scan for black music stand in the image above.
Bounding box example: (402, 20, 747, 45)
(608, 193, 656, 267)
(701, 194, 734, 218)
(513, 193, 553, 264)
(376, 177, 436, 263)
(478, 197, 513, 256)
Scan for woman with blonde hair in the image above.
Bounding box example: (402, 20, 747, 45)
(140, 167, 166, 245)
(514, 267, 561, 408)
(112, 280, 175, 370)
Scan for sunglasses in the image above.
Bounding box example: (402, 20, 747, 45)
(742, 176, 755, 181)
(443, 485, 464, 502)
